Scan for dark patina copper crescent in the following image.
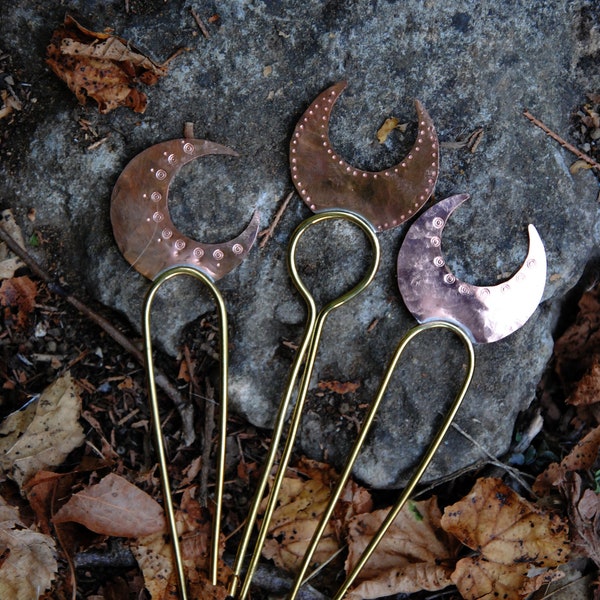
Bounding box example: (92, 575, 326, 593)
(111, 138, 260, 281)
(397, 194, 547, 344)
(289, 81, 439, 231)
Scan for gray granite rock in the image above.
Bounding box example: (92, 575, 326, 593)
(1, 0, 599, 487)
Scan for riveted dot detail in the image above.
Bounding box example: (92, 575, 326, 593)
(162, 228, 173, 239)
(433, 256, 445, 267)
(430, 236, 441, 247)
(432, 217, 444, 229)
(167, 153, 177, 164)
(174, 239, 186, 251)
(444, 273, 456, 285)
(153, 211, 164, 223)
(183, 143, 195, 154)
(151, 191, 162, 202)
(155, 169, 167, 180)
(232, 243, 243, 255)
(193, 247, 204, 259)
(213, 249, 224, 260)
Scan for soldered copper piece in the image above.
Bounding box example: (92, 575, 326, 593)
(397, 194, 547, 344)
(289, 81, 439, 231)
(111, 138, 259, 281)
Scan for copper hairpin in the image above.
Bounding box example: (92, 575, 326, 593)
(230, 82, 440, 598)
(285, 194, 547, 600)
(111, 138, 259, 599)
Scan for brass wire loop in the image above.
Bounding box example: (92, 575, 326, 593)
(143, 266, 229, 598)
(229, 210, 381, 599)
(286, 320, 475, 600)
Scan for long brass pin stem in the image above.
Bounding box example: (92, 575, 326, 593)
(235, 210, 380, 600)
(331, 321, 475, 600)
(228, 298, 317, 597)
(143, 266, 229, 594)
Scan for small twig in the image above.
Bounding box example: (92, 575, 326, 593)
(0, 223, 187, 413)
(523, 109, 600, 170)
(199, 377, 216, 508)
(258, 191, 294, 248)
(451, 422, 534, 495)
(190, 8, 211, 39)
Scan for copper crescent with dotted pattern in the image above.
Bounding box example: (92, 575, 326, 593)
(397, 194, 547, 344)
(289, 81, 439, 231)
(110, 138, 260, 282)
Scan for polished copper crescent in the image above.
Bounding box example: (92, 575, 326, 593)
(289, 81, 439, 231)
(397, 194, 547, 344)
(110, 138, 260, 281)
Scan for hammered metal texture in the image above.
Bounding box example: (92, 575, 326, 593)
(397, 194, 547, 344)
(111, 138, 259, 281)
(289, 81, 439, 231)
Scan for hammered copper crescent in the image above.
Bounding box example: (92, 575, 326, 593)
(110, 138, 260, 281)
(397, 193, 547, 344)
(289, 81, 439, 231)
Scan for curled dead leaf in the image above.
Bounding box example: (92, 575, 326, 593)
(46, 15, 175, 113)
(53, 472, 166, 537)
(345, 497, 457, 600)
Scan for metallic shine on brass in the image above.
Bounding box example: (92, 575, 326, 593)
(111, 138, 259, 282)
(397, 193, 547, 344)
(289, 81, 439, 231)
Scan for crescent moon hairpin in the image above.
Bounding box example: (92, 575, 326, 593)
(111, 138, 259, 599)
(283, 194, 547, 600)
(231, 84, 441, 598)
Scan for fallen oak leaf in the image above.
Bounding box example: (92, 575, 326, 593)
(345, 497, 457, 600)
(441, 477, 570, 600)
(0, 371, 85, 489)
(53, 472, 166, 537)
(0, 209, 26, 279)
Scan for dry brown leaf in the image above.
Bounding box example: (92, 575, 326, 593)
(0, 209, 26, 279)
(131, 487, 230, 599)
(554, 285, 600, 389)
(376, 117, 404, 143)
(345, 497, 457, 600)
(0, 371, 85, 488)
(569, 159, 594, 175)
(0, 275, 37, 330)
(53, 472, 165, 537)
(441, 478, 569, 600)
(317, 379, 361, 395)
(0, 495, 58, 599)
(260, 458, 371, 573)
(560, 472, 600, 567)
(451, 557, 563, 600)
(46, 15, 172, 114)
(567, 356, 600, 406)
(533, 425, 600, 495)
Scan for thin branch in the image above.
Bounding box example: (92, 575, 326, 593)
(451, 422, 534, 495)
(258, 191, 294, 248)
(523, 109, 600, 169)
(190, 8, 211, 39)
(0, 223, 187, 412)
